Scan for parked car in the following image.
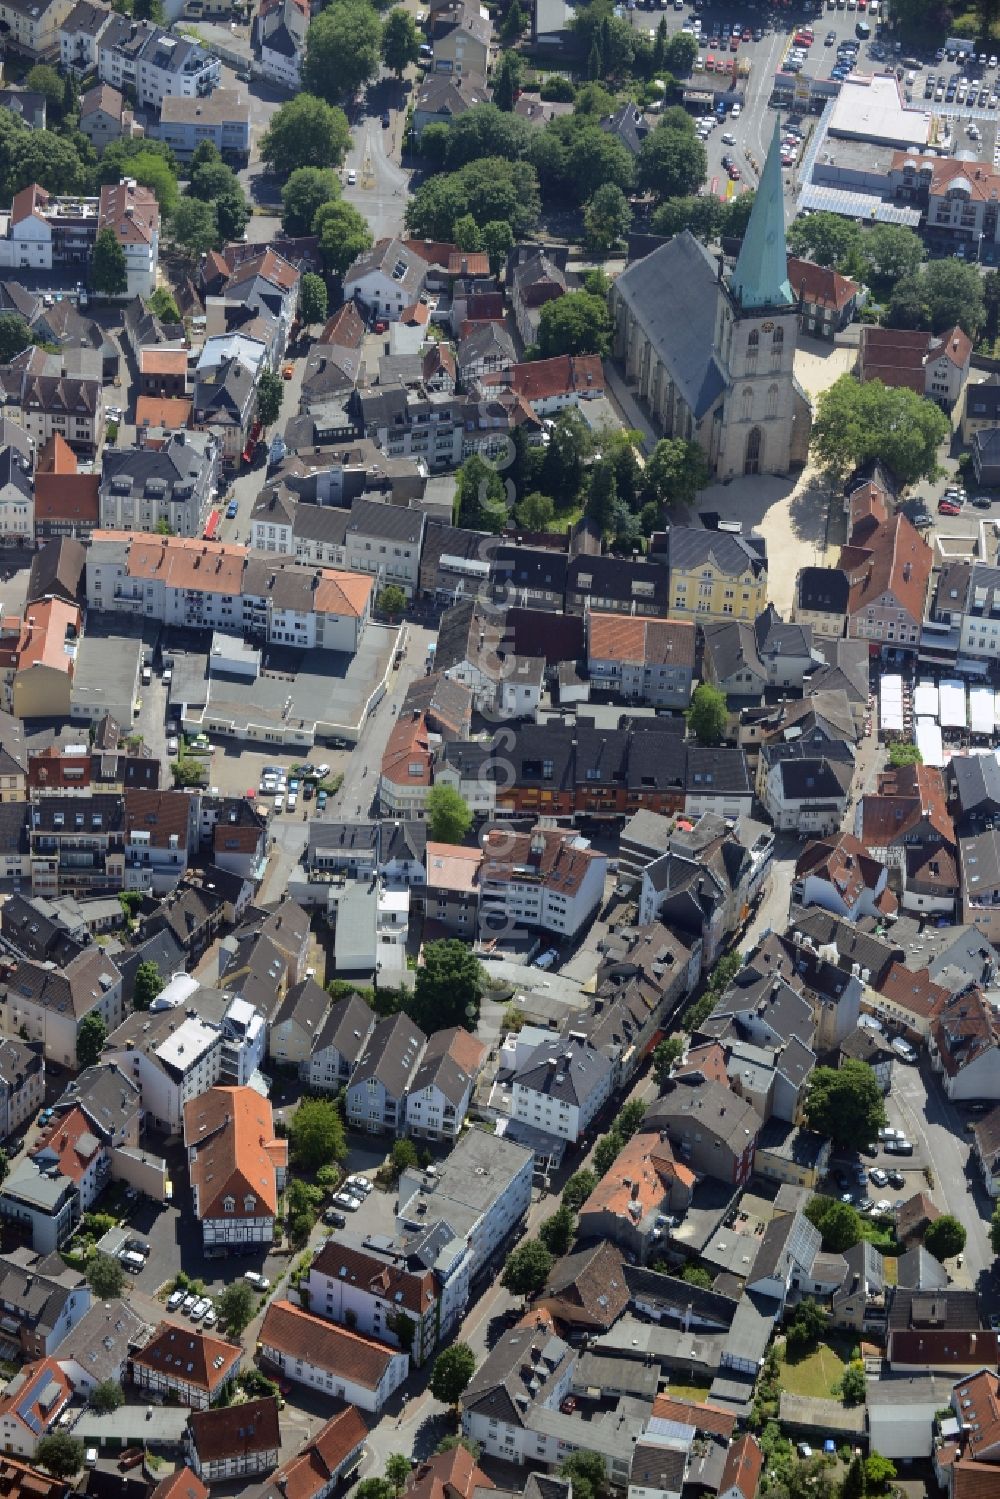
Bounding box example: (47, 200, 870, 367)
(126, 1238, 150, 1256)
(243, 1271, 271, 1291)
(226, 500, 239, 518)
(324, 1207, 348, 1228)
(190, 1297, 211, 1320)
(869, 1168, 888, 1187)
(333, 1191, 362, 1212)
(347, 1175, 372, 1196)
(167, 1289, 185, 1311)
(202, 1308, 218, 1328)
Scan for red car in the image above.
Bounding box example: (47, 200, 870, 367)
(729, 164, 741, 179)
(938, 499, 961, 515)
(729, 35, 739, 49)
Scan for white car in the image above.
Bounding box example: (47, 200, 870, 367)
(167, 1289, 185, 1311)
(315, 763, 331, 778)
(731, 102, 741, 117)
(243, 1271, 271, 1291)
(334, 1191, 362, 1212)
(346, 168, 357, 185)
(274, 794, 285, 814)
(873, 1200, 893, 1215)
(167, 737, 179, 755)
(182, 1294, 198, 1313)
(287, 790, 298, 811)
(347, 1175, 373, 1196)
(190, 1297, 211, 1320)
(202, 1308, 218, 1328)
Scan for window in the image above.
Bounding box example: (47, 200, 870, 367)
(767, 384, 779, 419)
(741, 387, 753, 422)
(747, 329, 759, 366)
(771, 325, 784, 368)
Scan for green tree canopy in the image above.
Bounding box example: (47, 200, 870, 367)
(584, 182, 632, 254)
(653, 1036, 684, 1087)
(593, 1130, 622, 1177)
(888, 258, 986, 337)
(381, 6, 419, 76)
(77, 1012, 107, 1067)
(562, 1169, 597, 1210)
(679, 1264, 712, 1288)
(90, 226, 128, 297)
(25, 65, 66, 118)
(436, 104, 532, 171)
(35, 1435, 84, 1479)
(501, 1238, 553, 1298)
(410, 939, 483, 1031)
(636, 117, 706, 200)
(888, 742, 923, 767)
(643, 437, 709, 509)
(170, 198, 219, 257)
(133, 960, 164, 1011)
(109, 149, 179, 218)
(0, 114, 90, 201)
(924, 1214, 967, 1261)
(803, 1061, 886, 1150)
(687, 683, 727, 746)
(426, 784, 473, 844)
(405, 158, 540, 240)
(540, 409, 592, 507)
(860, 223, 924, 288)
(314, 200, 374, 276)
(482, 219, 515, 275)
(455, 453, 508, 531)
(538, 1203, 575, 1256)
(261, 94, 352, 175)
(0, 314, 30, 362)
(217, 1280, 257, 1336)
(282, 167, 341, 237)
(785, 1296, 828, 1353)
(804, 1195, 862, 1252)
(299, 272, 328, 327)
(147, 286, 180, 323)
(390, 1139, 418, 1179)
(559, 1452, 607, 1499)
(516, 491, 555, 531)
(429, 1343, 477, 1405)
(864, 1454, 897, 1494)
(288, 1097, 347, 1169)
(304, 3, 383, 105)
(618, 1099, 647, 1142)
(662, 31, 698, 73)
(86, 1252, 124, 1299)
(90, 1379, 125, 1413)
(256, 370, 284, 429)
(810, 375, 949, 487)
(493, 49, 522, 112)
(839, 1360, 867, 1405)
(537, 291, 611, 358)
(385, 1455, 412, 1495)
(377, 583, 407, 616)
(786, 211, 863, 271)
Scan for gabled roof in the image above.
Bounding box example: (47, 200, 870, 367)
(405, 1445, 494, 1499)
(130, 1323, 242, 1393)
(795, 832, 891, 910)
(188, 1397, 280, 1464)
(183, 1086, 286, 1220)
(588, 612, 695, 669)
(787, 255, 859, 312)
(260, 1300, 399, 1388)
(251, 1408, 368, 1499)
(407, 1026, 486, 1106)
(719, 1434, 763, 1499)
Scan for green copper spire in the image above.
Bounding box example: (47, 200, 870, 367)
(729, 116, 793, 312)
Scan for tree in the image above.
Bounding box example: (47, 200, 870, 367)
(618, 1099, 647, 1142)
(803, 1061, 886, 1151)
(217, 1280, 257, 1337)
(592, 1130, 622, 1178)
(430, 1343, 477, 1406)
(637, 119, 706, 201)
(86, 1252, 124, 1299)
(810, 375, 949, 487)
(643, 437, 709, 510)
(377, 583, 407, 617)
(786, 211, 863, 272)
(77, 1012, 107, 1068)
(841, 1455, 866, 1499)
(356, 1484, 394, 1499)
(25, 65, 65, 119)
(537, 291, 610, 359)
(313, 200, 374, 277)
(304, 3, 383, 106)
(888, 742, 922, 767)
(662, 31, 698, 74)
(559, 1452, 607, 1499)
(90, 226, 127, 297)
(804, 1195, 862, 1253)
(585, 459, 618, 535)
(653, 193, 722, 241)
(861, 223, 924, 289)
(439, 105, 532, 171)
(382, 7, 419, 76)
(653, 1036, 684, 1087)
(299, 272, 328, 328)
(256, 370, 284, 429)
(455, 453, 507, 532)
(106, 149, 179, 218)
(924, 1215, 967, 1261)
(426, 784, 473, 844)
(539, 1204, 575, 1256)
(405, 158, 540, 241)
(282, 167, 341, 238)
(785, 1296, 828, 1353)
(385, 1456, 412, 1495)
(501, 1239, 553, 1298)
(0, 314, 30, 362)
(687, 683, 727, 746)
(562, 1169, 597, 1210)
(35, 1435, 84, 1479)
(500, 0, 525, 43)
(170, 198, 218, 257)
(482, 219, 514, 275)
(679, 1264, 713, 1288)
(62, 72, 77, 119)
(261, 94, 352, 175)
(541, 410, 592, 508)
(390, 1138, 418, 1179)
(133, 960, 164, 1012)
(864, 1454, 897, 1495)
(839, 1360, 867, 1404)
(584, 182, 632, 254)
(436, 1436, 482, 1458)
(90, 1379, 124, 1414)
(410, 939, 483, 1031)
(516, 491, 555, 531)
(921, 259, 986, 336)
(288, 1097, 347, 1169)
(453, 214, 483, 252)
(147, 286, 181, 323)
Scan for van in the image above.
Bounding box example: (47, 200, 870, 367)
(142, 666, 152, 685)
(85, 1451, 98, 1471)
(119, 1250, 145, 1274)
(891, 1037, 917, 1062)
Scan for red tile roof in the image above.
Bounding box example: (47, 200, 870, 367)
(33, 1105, 102, 1183)
(187, 1397, 280, 1464)
(651, 1392, 737, 1440)
(794, 831, 893, 912)
(861, 764, 955, 850)
(135, 397, 192, 432)
(879, 961, 949, 1021)
(787, 255, 859, 313)
(36, 434, 77, 475)
(932, 988, 1000, 1079)
(183, 1086, 286, 1221)
(151, 1471, 209, 1499)
(258, 1408, 368, 1499)
(311, 1241, 435, 1317)
(952, 1369, 1000, 1461)
(720, 1434, 763, 1499)
(406, 1445, 494, 1499)
(843, 511, 933, 630)
(259, 1300, 399, 1389)
(131, 1324, 242, 1395)
(889, 1328, 1000, 1368)
(34, 473, 100, 525)
(588, 612, 696, 669)
(482, 354, 604, 405)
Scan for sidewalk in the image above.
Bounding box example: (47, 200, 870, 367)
(601, 359, 658, 454)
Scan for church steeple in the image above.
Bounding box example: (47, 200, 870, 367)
(728, 117, 793, 313)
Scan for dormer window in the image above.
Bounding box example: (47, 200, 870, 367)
(223, 1196, 235, 1213)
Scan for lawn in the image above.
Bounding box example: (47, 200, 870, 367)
(777, 1337, 851, 1399)
(663, 1380, 713, 1403)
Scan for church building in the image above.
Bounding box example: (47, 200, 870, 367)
(610, 119, 812, 480)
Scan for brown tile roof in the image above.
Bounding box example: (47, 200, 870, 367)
(895, 1190, 941, 1245)
(141, 349, 188, 378)
(861, 764, 955, 850)
(381, 710, 432, 789)
(226, 247, 299, 294)
(313, 569, 373, 619)
(33, 1105, 102, 1183)
(540, 1241, 629, 1329)
(971, 1105, 1000, 1165)
(933, 325, 973, 369)
(932, 988, 1000, 1079)
(650, 1392, 737, 1439)
(674, 1041, 729, 1086)
(425, 842, 482, 893)
(952, 1369, 1000, 1461)
(483, 354, 605, 405)
(36, 433, 76, 475)
(151, 1471, 209, 1499)
(135, 396, 192, 431)
(311, 1241, 434, 1316)
(125, 788, 193, 850)
(259, 1300, 398, 1389)
(126, 535, 246, 597)
(719, 1435, 763, 1499)
(588, 612, 696, 669)
(34, 473, 100, 524)
(99, 181, 159, 247)
(480, 827, 601, 899)
(256, 1408, 368, 1499)
(131, 1323, 242, 1395)
(879, 961, 949, 1021)
(787, 255, 859, 312)
(889, 1328, 1000, 1368)
(188, 1397, 280, 1464)
(843, 511, 933, 629)
(319, 303, 365, 347)
(579, 1130, 693, 1226)
(406, 1445, 494, 1499)
(15, 598, 80, 675)
(859, 326, 929, 393)
(446, 252, 490, 276)
(953, 1459, 1000, 1499)
(183, 1086, 286, 1220)
(795, 832, 894, 912)
(0, 1358, 71, 1439)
